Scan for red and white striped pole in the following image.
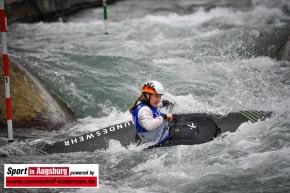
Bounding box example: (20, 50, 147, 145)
(0, 0, 13, 142)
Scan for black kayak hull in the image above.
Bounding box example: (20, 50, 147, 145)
(37, 111, 272, 155)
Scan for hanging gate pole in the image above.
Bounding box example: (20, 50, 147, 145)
(103, 0, 109, 35)
(0, 0, 13, 142)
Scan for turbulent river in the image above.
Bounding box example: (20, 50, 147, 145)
(1, 0, 290, 192)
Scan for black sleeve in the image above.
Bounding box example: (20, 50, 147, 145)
(161, 113, 167, 120)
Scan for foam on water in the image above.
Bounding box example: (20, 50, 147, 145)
(2, 0, 290, 193)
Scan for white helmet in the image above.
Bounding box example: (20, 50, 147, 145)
(141, 81, 165, 95)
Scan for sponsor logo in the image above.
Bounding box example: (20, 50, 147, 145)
(64, 121, 134, 146)
(240, 111, 270, 123)
(4, 164, 99, 188)
(186, 122, 197, 130)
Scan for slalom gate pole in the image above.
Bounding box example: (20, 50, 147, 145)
(103, 0, 109, 34)
(0, 0, 13, 142)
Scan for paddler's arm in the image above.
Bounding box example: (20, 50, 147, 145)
(138, 106, 170, 131)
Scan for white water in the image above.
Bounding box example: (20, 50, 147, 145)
(1, 0, 290, 192)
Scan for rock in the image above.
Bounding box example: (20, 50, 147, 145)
(0, 152, 8, 158)
(276, 35, 290, 61)
(0, 58, 74, 130)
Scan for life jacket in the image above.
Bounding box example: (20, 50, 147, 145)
(132, 103, 169, 146)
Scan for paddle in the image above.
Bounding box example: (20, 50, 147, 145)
(161, 100, 174, 113)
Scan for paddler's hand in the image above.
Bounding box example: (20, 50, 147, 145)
(161, 113, 173, 121)
(167, 113, 173, 121)
(166, 113, 173, 121)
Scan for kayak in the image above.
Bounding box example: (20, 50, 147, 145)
(37, 111, 272, 155)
